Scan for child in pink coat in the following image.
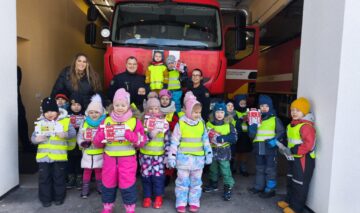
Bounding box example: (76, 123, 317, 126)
(93, 88, 146, 213)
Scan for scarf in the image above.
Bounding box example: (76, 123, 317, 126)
(160, 101, 176, 114)
(110, 109, 133, 123)
(85, 114, 106, 127)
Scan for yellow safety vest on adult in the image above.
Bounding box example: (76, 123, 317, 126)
(287, 123, 316, 159)
(206, 122, 231, 148)
(148, 65, 167, 90)
(253, 116, 276, 142)
(36, 118, 71, 161)
(179, 120, 205, 156)
(103, 117, 137, 156)
(82, 122, 104, 155)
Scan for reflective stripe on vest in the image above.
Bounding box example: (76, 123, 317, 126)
(67, 137, 77, 150)
(103, 117, 137, 156)
(254, 116, 276, 142)
(168, 70, 181, 90)
(235, 111, 248, 132)
(83, 122, 104, 155)
(179, 120, 205, 156)
(149, 65, 166, 90)
(140, 132, 165, 156)
(36, 118, 70, 161)
(206, 122, 231, 148)
(287, 123, 316, 159)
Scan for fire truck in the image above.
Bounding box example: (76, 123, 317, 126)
(85, 0, 259, 96)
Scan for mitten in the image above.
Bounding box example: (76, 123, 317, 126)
(35, 135, 48, 143)
(56, 132, 68, 139)
(167, 159, 176, 168)
(216, 135, 225, 143)
(205, 152, 213, 165)
(266, 138, 278, 148)
(150, 129, 161, 139)
(124, 129, 138, 144)
(80, 141, 91, 148)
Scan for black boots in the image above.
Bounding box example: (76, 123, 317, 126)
(223, 185, 232, 201)
(203, 181, 218, 192)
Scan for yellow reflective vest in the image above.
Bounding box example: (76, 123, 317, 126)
(287, 123, 316, 159)
(103, 116, 137, 157)
(253, 116, 276, 142)
(235, 111, 248, 132)
(82, 122, 104, 155)
(149, 65, 167, 90)
(36, 118, 70, 161)
(168, 70, 181, 90)
(206, 122, 231, 148)
(140, 131, 165, 156)
(179, 120, 205, 156)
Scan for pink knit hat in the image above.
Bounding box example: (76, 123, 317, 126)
(159, 89, 172, 99)
(113, 88, 130, 106)
(147, 91, 158, 99)
(183, 91, 200, 118)
(86, 94, 105, 116)
(146, 97, 160, 111)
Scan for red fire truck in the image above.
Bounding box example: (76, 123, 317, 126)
(86, 0, 259, 96)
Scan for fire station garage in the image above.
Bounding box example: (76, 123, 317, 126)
(0, 0, 359, 212)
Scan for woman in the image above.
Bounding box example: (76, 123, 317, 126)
(51, 53, 102, 108)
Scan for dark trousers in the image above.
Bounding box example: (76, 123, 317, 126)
(38, 162, 67, 203)
(286, 155, 315, 213)
(67, 147, 82, 175)
(141, 175, 165, 198)
(102, 184, 137, 205)
(254, 153, 277, 191)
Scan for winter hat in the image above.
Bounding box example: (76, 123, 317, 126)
(70, 92, 84, 106)
(41, 97, 59, 113)
(113, 88, 130, 106)
(213, 102, 227, 116)
(55, 90, 69, 101)
(147, 91, 159, 99)
(258, 94, 275, 113)
(166, 55, 176, 65)
(86, 94, 105, 116)
(159, 89, 172, 99)
(291, 97, 311, 115)
(146, 97, 161, 110)
(234, 94, 247, 104)
(184, 91, 200, 118)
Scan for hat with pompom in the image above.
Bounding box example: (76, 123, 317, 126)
(86, 94, 105, 115)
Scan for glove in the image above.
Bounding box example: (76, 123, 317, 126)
(150, 129, 161, 139)
(124, 130, 138, 144)
(248, 124, 258, 138)
(163, 84, 168, 89)
(56, 132, 68, 139)
(35, 135, 48, 143)
(266, 138, 278, 148)
(167, 159, 176, 169)
(216, 135, 225, 143)
(205, 152, 213, 165)
(276, 142, 294, 161)
(80, 141, 91, 148)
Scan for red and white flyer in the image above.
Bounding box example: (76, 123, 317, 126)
(104, 124, 127, 141)
(83, 128, 97, 141)
(144, 115, 169, 133)
(248, 108, 262, 126)
(70, 115, 85, 129)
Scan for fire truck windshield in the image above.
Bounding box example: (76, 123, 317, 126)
(111, 3, 221, 50)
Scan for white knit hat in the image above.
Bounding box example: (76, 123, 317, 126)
(85, 94, 105, 116)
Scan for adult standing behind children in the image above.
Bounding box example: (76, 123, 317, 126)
(51, 53, 102, 108)
(186, 69, 211, 122)
(107, 56, 149, 112)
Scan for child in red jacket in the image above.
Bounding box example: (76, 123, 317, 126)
(278, 97, 316, 213)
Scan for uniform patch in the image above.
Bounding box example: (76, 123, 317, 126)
(205, 93, 210, 98)
(110, 80, 114, 85)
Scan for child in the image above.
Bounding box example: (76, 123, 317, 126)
(77, 94, 106, 198)
(167, 91, 213, 213)
(140, 97, 170, 209)
(67, 92, 85, 190)
(247, 95, 285, 198)
(31, 97, 76, 207)
(204, 102, 237, 201)
(166, 55, 183, 112)
(277, 97, 316, 213)
(93, 88, 146, 213)
(55, 90, 70, 111)
(145, 50, 169, 92)
(233, 94, 252, 176)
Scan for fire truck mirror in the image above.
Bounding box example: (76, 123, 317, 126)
(87, 5, 98, 22)
(85, 23, 97, 45)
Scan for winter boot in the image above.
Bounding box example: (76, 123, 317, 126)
(66, 174, 76, 189)
(80, 181, 90, 198)
(176, 206, 186, 213)
(124, 204, 136, 213)
(283, 207, 296, 213)
(101, 203, 114, 213)
(189, 205, 200, 212)
(277, 201, 289, 209)
(247, 187, 264, 194)
(259, 190, 276, 198)
(203, 181, 218, 192)
(223, 184, 232, 201)
(96, 180, 102, 194)
(142, 198, 151, 208)
(75, 175, 83, 190)
(153, 196, 163, 209)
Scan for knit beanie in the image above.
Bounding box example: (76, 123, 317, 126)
(234, 94, 247, 104)
(166, 55, 176, 66)
(113, 88, 130, 106)
(70, 92, 84, 106)
(55, 90, 69, 101)
(213, 102, 227, 116)
(159, 89, 172, 99)
(41, 97, 59, 113)
(86, 94, 105, 116)
(147, 91, 159, 99)
(291, 97, 311, 115)
(145, 97, 161, 111)
(258, 94, 275, 114)
(184, 91, 200, 118)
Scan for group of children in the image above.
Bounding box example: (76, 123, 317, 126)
(30, 51, 316, 213)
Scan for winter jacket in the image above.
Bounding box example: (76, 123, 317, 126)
(51, 66, 98, 108)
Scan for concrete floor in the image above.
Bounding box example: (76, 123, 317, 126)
(0, 172, 298, 213)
